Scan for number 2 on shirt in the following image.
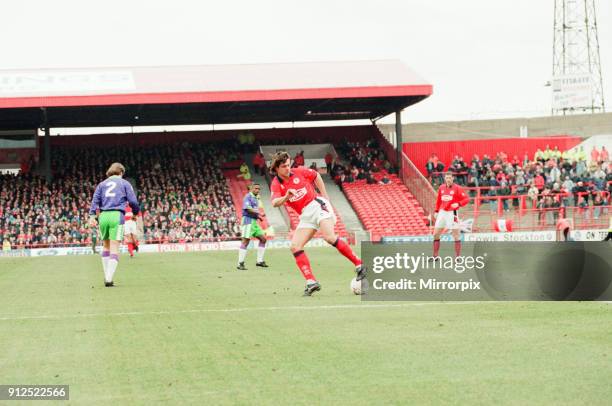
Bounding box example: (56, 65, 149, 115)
(105, 181, 117, 197)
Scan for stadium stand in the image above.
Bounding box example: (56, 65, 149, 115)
(9, 125, 606, 248)
(0, 126, 405, 248)
(0, 142, 242, 248)
(255, 137, 429, 240)
(135, 143, 240, 243)
(342, 174, 428, 240)
(419, 141, 611, 232)
(2, 130, 386, 249)
(332, 139, 429, 240)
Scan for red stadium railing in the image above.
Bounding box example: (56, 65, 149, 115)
(462, 205, 610, 232)
(465, 187, 610, 217)
(401, 152, 436, 215)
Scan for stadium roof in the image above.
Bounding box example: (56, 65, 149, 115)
(0, 60, 432, 129)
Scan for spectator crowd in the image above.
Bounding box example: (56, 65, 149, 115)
(5, 134, 608, 249)
(425, 145, 612, 221)
(330, 139, 396, 186)
(0, 141, 242, 249)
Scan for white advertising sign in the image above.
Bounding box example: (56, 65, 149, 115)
(2, 239, 331, 258)
(0, 70, 136, 95)
(569, 229, 608, 241)
(464, 231, 556, 242)
(552, 73, 594, 110)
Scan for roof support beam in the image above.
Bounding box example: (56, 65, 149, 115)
(42, 108, 52, 183)
(395, 109, 403, 175)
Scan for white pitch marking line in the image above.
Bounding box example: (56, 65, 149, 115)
(2, 301, 608, 322)
(0, 302, 483, 322)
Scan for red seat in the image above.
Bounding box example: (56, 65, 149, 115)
(342, 170, 430, 241)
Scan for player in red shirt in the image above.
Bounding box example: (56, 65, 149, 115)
(432, 173, 470, 257)
(270, 151, 366, 296)
(124, 210, 139, 257)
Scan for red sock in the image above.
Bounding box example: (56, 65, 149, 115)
(128, 243, 134, 256)
(332, 238, 362, 266)
(454, 240, 462, 256)
(433, 239, 441, 257)
(293, 250, 316, 280)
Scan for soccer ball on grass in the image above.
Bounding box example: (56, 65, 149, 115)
(350, 277, 368, 295)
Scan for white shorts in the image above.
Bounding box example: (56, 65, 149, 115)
(124, 220, 138, 236)
(297, 197, 337, 230)
(434, 210, 459, 230)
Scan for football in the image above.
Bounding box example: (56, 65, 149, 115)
(350, 277, 368, 295)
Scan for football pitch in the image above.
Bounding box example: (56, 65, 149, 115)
(1, 247, 611, 405)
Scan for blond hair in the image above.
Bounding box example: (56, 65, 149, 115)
(106, 162, 125, 177)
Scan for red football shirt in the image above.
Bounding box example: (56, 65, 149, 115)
(435, 183, 469, 212)
(270, 166, 318, 215)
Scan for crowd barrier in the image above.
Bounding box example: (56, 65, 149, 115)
(465, 184, 611, 215)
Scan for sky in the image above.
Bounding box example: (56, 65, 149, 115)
(0, 0, 610, 127)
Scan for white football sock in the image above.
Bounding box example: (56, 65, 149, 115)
(108, 258, 119, 282)
(257, 245, 266, 263)
(102, 255, 110, 282)
(238, 248, 247, 264)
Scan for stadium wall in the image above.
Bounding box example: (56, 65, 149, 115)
(378, 112, 612, 143)
(568, 134, 612, 155)
(403, 136, 582, 177)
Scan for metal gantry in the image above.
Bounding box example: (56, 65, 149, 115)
(552, 0, 605, 114)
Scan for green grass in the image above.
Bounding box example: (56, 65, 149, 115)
(0, 248, 611, 405)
